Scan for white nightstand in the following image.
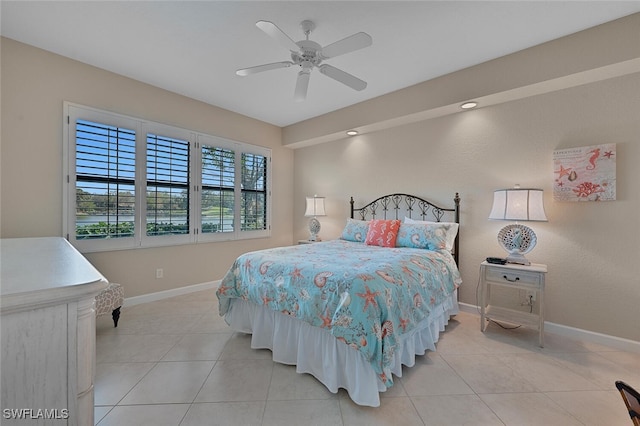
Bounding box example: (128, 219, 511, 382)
(479, 261, 547, 347)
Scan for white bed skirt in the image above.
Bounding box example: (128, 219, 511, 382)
(224, 290, 459, 407)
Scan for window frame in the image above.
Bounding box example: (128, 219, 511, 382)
(63, 102, 271, 253)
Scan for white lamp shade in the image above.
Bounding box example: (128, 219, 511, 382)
(489, 188, 547, 222)
(305, 196, 326, 217)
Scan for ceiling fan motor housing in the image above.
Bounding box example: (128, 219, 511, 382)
(292, 40, 322, 67)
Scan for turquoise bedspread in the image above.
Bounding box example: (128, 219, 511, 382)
(217, 239, 461, 387)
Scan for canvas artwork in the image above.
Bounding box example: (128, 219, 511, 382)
(553, 143, 616, 202)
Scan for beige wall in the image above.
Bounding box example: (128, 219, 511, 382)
(1, 38, 294, 297)
(293, 74, 640, 342)
(291, 16, 640, 342)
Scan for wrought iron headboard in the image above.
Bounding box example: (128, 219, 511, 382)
(350, 193, 460, 264)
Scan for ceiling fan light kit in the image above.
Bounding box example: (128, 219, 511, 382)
(236, 20, 372, 101)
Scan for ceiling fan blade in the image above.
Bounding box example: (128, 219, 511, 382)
(320, 32, 372, 59)
(256, 20, 300, 52)
(319, 64, 367, 91)
(236, 61, 293, 76)
(294, 69, 311, 102)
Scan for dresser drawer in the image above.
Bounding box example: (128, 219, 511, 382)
(484, 266, 541, 286)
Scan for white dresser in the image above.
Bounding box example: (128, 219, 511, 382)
(1, 237, 108, 425)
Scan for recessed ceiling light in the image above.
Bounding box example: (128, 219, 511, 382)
(460, 101, 478, 110)
(346, 130, 359, 136)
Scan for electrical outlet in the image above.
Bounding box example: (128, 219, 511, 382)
(156, 268, 163, 279)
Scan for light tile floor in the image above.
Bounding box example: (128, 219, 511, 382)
(95, 289, 639, 425)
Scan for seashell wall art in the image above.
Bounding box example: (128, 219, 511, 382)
(553, 143, 616, 201)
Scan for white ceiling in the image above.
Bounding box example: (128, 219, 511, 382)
(2, 1, 640, 127)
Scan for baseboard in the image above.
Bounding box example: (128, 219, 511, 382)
(124, 280, 220, 307)
(458, 301, 481, 316)
(458, 302, 640, 353)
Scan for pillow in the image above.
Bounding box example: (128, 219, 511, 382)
(340, 219, 369, 243)
(404, 217, 459, 252)
(365, 219, 401, 248)
(396, 223, 435, 250)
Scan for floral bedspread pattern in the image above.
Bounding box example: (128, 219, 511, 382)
(217, 239, 462, 387)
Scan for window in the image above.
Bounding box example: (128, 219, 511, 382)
(143, 126, 193, 247)
(241, 152, 268, 231)
(64, 103, 271, 252)
(201, 144, 235, 235)
(74, 119, 136, 241)
(195, 135, 270, 243)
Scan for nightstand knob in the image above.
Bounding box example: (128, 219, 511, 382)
(503, 275, 520, 283)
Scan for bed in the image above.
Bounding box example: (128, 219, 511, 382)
(216, 193, 461, 407)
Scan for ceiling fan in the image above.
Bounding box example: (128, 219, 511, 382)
(236, 20, 373, 102)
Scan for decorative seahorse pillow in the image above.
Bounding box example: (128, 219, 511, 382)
(403, 217, 459, 252)
(365, 219, 401, 248)
(395, 223, 436, 250)
(340, 219, 369, 243)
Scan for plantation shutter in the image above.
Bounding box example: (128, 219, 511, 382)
(74, 119, 136, 240)
(241, 152, 268, 231)
(146, 133, 190, 236)
(201, 145, 235, 234)
(65, 102, 270, 252)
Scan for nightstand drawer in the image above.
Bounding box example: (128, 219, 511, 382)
(484, 267, 541, 286)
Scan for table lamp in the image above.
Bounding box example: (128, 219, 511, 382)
(304, 195, 326, 241)
(488, 186, 547, 265)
